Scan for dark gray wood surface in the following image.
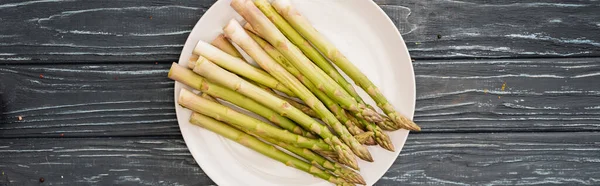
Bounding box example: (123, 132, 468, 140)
(1, 0, 599, 185)
(2, 133, 599, 186)
(1, 0, 599, 63)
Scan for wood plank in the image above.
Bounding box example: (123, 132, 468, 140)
(1, 0, 599, 63)
(0, 63, 180, 138)
(0, 138, 213, 186)
(1, 132, 599, 185)
(377, 0, 600, 58)
(413, 57, 600, 132)
(0, 0, 207, 63)
(2, 57, 599, 137)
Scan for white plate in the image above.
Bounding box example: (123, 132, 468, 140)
(174, 0, 415, 185)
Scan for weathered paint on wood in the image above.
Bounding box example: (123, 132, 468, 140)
(413, 57, 600, 132)
(1, 132, 598, 186)
(376, 0, 600, 58)
(2, 57, 599, 137)
(0, 138, 213, 186)
(0, 63, 180, 138)
(0, 0, 599, 63)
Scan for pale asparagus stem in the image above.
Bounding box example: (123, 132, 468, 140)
(188, 55, 200, 69)
(179, 89, 332, 152)
(354, 132, 375, 146)
(210, 42, 317, 118)
(200, 92, 365, 185)
(199, 92, 219, 102)
(211, 34, 245, 60)
(192, 58, 359, 170)
(188, 113, 350, 185)
(231, 0, 384, 124)
(169, 63, 315, 138)
(251, 0, 363, 104)
(272, 0, 420, 131)
(353, 114, 394, 152)
(193, 40, 295, 97)
(224, 19, 372, 163)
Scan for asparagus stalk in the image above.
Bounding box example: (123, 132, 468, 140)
(378, 115, 400, 131)
(169, 63, 316, 138)
(200, 92, 365, 185)
(267, 89, 319, 118)
(231, 0, 384, 124)
(245, 5, 397, 132)
(191, 57, 359, 170)
(193, 40, 295, 97)
(251, 0, 365, 105)
(211, 34, 246, 60)
(188, 112, 350, 185)
(188, 54, 200, 69)
(272, 0, 420, 131)
(209, 36, 318, 118)
(245, 4, 392, 132)
(225, 20, 373, 162)
(247, 29, 378, 147)
(179, 89, 331, 152)
(354, 114, 394, 151)
(354, 131, 375, 146)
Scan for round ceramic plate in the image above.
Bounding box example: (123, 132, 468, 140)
(174, 0, 415, 185)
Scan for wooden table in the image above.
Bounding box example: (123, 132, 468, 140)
(1, 0, 599, 185)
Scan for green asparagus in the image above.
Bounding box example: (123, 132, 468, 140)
(189, 112, 351, 185)
(169, 63, 316, 138)
(230, 0, 385, 124)
(272, 0, 420, 131)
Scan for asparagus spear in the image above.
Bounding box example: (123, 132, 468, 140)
(209, 36, 318, 118)
(191, 58, 359, 170)
(354, 131, 375, 146)
(251, 0, 365, 106)
(211, 34, 246, 60)
(231, 0, 384, 124)
(354, 114, 394, 151)
(193, 40, 295, 97)
(200, 92, 365, 185)
(170, 63, 316, 138)
(188, 112, 351, 185)
(245, 5, 397, 132)
(267, 89, 319, 118)
(246, 3, 393, 131)
(247, 29, 378, 147)
(224, 19, 373, 163)
(272, 0, 420, 131)
(179, 89, 331, 152)
(188, 54, 200, 69)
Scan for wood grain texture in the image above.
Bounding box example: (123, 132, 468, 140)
(1, 132, 598, 186)
(0, 138, 213, 186)
(2, 57, 598, 137)
(414, 57, 600, 132)
(376, 0, 600, 58)
(1, 0, 599, 63)
(0, 63, 179, 138)
(0, 0, 207, 63)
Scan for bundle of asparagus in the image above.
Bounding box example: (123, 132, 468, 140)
(168, 0, 421, 185)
